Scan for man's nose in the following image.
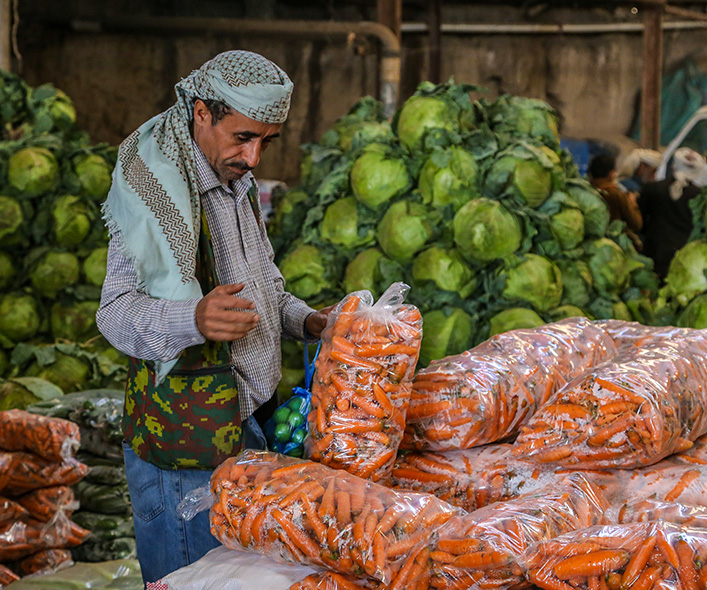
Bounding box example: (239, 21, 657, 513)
(242, 141, 262, 169)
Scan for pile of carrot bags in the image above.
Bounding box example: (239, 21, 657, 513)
(180, 283, 707, 590)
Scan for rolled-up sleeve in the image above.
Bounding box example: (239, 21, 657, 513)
(96, 232, 205, 362)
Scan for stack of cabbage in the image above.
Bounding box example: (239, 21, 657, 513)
(0, 70, 125, 400)
(652, 188, 707, 328)
(271, 82, 660, 365)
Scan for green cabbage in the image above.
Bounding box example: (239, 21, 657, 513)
(419, 308, 474, 366)
(487, 95, 560, 148)
(52, 195, 92, 246)
(484, 151, 553, 208)
(558, 260, 593, 308)
(587, 238, 642, 295)
(550, 207, 584, 250)
(419, 146, 478, 210)
(319, 197, 374, 249)
(663, 240, 707, 307)
(83, 247, 108, 286)
(350, 149, 410, 210)
(488, 307, 544, 337)
(412, 246, 477, 298)
(50, 301, 100, 342)
(396, 95, 459, 152)
(677, 294, 707, 329)
(8, 147, 60, 197)
(343, 248, 384, 296)
(0, 252, 15, 291)
(0, 377, 64, 411)
(502, 254, 563, 312)
(454, 198, 522, 263)
(377, 201, 432, 262)
(74, 153, 113, 201)
(0, 293, 40, 343)
(0, 195, 23, 245)
(548, 305, 589, 321)
(27, 352, 91, 395)
(566, 179, 610, 238)
(279, 244, 329, 300)
(30, 250, 80, 296)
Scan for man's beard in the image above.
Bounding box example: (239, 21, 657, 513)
(219, 160, 253, 182)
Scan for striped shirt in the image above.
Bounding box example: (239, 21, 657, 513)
(97, 142, 314, 419)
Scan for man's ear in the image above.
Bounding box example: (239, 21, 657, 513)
(193, 100, 211, 127)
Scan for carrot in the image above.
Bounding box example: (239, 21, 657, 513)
(675, 539, 700, 590)
(620, 537, 656, 588)
(453, 550, 513, 570)
(664, 469, 700, 502)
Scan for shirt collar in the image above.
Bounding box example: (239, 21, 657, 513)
(192, 141, 253, 196)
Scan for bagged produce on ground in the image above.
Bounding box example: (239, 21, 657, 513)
(0, 496, 29, 524)
(0, 563, 18, 585)
(391, 474, 608, 590)
(202, 450, 458, 585)
(306, 283, 422, 483)
(0, 410, 79, 462)
(17, 548, 73, 576)
(291, 572, 384, 590)
(0, 452, 88, 495)
(0, 515, 89, 561)
(16, 485, 77, 522)
(402, 318, 616, 451)
(520, 520, 707, 589)
(512, 331, 707, 468)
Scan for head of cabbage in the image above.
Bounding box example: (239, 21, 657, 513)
(0, 252, 14, 291)
(0, 292, 40, 343)
(279, 244, 333, 301)
(52, 195, 92, 247)
(419, 146, 479, 211)
(74, 153, 113, 201)
(677, 293, 707, 329)
(587, 238, 642, 295)
(396, 95, 459, 152)
(419, 308, 474, 366)
(663, 240, 707, 307)
(30, 250, 81, 296)
(343, 248, 386, 296)
(83, 247, 108, 287)
(377, 201, 433, 262)
(50, 301, 100, 342)
(319, 197, 375, 250)
(483, 146, 553, 208)
(501, 254, 563, 312)
(412, 246, 477, 299)
(566, 179, 610, 238)
(550, 207, 585, 250)
(350, 148, 410, 211)
(8, 147, 60, 197)
(487, 95, 560, 149)
(0, 195, 24, 246)
(453, 198, 522, 263)
(488, 307, 544, 337)
(0, 377, 64, 411)
(558, 260, 593, 308)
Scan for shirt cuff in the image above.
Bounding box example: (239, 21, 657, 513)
(165, 297, 205, 349)
(283, 301, 316, 341)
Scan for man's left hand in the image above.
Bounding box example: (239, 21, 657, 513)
(306, 305, 334, 339)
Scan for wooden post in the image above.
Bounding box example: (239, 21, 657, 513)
(641, 4, 664, 149)
(427, 0, 442, 83)
(376, 0, 402, 42)
(0, 0, 11, 72)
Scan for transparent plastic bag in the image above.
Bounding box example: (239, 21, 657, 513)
(402, 318, 617, 451)
(392, 473, 609, 590)
(598, 319, 697, 350)
(2, 558, 141, 589)
(266, 343, 319, 459)
(513, 333, 707, 468)
(0, 512, 90, 562)
(305, 283, 422, 483)
(16, 486, 78, 523)
(18, 548, 74, 577)
(290, 572, 384, 590)
(614, 499, 707, 528)
(0, 452, 88, 495)
(0, 410, 80, 463)
(205, 450, 458, 585)
(0, 497, 30, 524)
(392, 444, 561, 512)
(519, 520, 707, 590)
(0, 564, 19, 586)
(673, 433, 707, 465)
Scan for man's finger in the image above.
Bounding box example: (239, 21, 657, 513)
(220, 283, 246, 295)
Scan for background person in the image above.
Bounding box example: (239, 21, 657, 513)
(617, 148, 662, 194)
(96, 50, 329, 584)
(640, 147, 707, 280)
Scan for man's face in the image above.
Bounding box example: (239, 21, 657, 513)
(193, 100, 281, 185)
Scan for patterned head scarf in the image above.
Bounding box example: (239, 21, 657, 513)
(670, 147, 706, 200)
(103, 50, 292, 382)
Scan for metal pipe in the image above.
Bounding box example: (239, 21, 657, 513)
(69, 16, 401, 118)
(665, 5, 707, 22)
(401, 20, 707, 34)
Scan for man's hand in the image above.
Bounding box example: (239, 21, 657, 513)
(305, 305, 335, 339)
(196, 284, 259, 341)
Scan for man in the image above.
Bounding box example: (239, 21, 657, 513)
(617, 148, 662, 195)
(96, 50, 328, 584)
(588, 152, 643, 250)
(640, 147, 706, 280)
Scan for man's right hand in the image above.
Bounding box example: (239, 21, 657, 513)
(195, 283, 259, 341)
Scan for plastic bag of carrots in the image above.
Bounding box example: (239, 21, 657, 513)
(598, 319, 696, 351)
(206, 450, 459, 585)
(0, 452, 88, 495)
(0, 410, 80, 462)
(392, 444, 563, 512)
(0, 564, 19, 586)
(520, 520, 707, 590)
(305, 283, 422, 483)
(0, 515, 90, 561)
(290, 572, 384, 590)
(672, 434, 707, 466)
(17, 548, 74, 576)
(389, 473, 609, 590)
(0, 497, 30, 524)
(512, 334, 707, 469)
(16, 486, 78, 523)
(402, 318, 617, 451)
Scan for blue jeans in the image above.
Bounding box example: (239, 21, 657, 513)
(123, 416, 267, 585)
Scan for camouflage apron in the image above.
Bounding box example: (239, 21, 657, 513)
(123, 212, 242, 470)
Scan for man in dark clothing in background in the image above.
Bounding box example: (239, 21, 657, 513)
(640, 147, 706, 280)
(588, 153, 643, 251)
